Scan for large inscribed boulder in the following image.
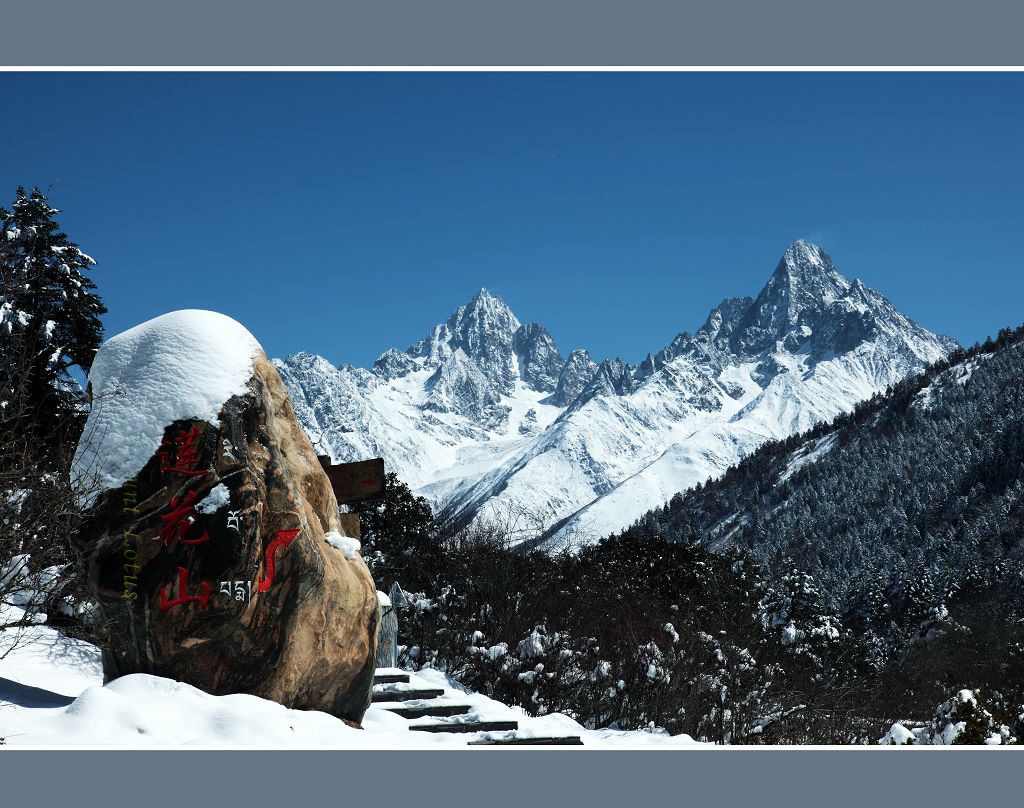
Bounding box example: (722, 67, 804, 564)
(71, 310, 378, 725)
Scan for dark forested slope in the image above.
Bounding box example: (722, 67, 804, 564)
(623, 325, 1024, 605)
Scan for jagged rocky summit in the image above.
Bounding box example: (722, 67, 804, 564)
(276, 241, 957, 551)
(71, 310, 379, 725)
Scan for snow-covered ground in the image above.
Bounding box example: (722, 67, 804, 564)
(0, 607, 701, 748)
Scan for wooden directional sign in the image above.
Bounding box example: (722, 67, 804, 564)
(317, 456, 385, 505)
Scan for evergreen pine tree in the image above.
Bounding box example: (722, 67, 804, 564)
(0, 186, 105, 452)
(1, 187, 104, 635)
(350, 472, 437, 591)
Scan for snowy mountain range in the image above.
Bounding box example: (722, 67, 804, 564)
(273, 241, 957, 551)
(620, 320, 1024, 603)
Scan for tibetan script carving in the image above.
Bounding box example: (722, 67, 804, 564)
(220, 579, 252, 602)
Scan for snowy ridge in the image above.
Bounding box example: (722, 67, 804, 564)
(914, 352, 992, 411)
(275, 242, 956, 550)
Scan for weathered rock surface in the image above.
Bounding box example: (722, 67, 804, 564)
(73, 315, 378, 725)
(543, 348, 599, 407)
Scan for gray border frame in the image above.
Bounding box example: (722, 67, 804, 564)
(0, 747, 1019, 805)
(0, 0, 1023, 67)
(1, 2, 1021, 806)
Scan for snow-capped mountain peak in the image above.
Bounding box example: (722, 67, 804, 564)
(369, 288, 569, 403)
(776, 239, 847, 290)
(402, 288, 530, 396)
(768, 240, 849, 312)
(730, 240, 851, 355)
(275, 242, 957, 551)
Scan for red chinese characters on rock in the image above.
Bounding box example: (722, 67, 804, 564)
(157, 490, 210, 547)
(158, 566, 211, 612)
(159, 425, 206, 477)
(257, 529, 301, 593)
(152, 424, 301, 612)
(152, 424, 216, 613)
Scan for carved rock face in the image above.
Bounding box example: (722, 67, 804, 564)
(74, 353, 379, 725)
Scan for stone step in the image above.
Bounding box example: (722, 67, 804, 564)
(373, 673, 410, 685)
(371, 688, 446, 703)
(409, 720, 520, 734)
(468, 735, 584, 746)
(382, 703, 473, 719)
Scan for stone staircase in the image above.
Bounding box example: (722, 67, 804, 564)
(370, 669, 583, 746)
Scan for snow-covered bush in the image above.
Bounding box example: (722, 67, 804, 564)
(881, 689, 1017, 745)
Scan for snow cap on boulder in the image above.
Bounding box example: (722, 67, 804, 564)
(73, 310, 262, 504)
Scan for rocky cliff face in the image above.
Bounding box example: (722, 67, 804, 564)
(73, 312, 378, 724)
(544, 348, 599, 407)
(275, 242, 957, 550)
(513, 322, 565, 393)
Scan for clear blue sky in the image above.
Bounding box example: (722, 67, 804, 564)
(4, 72, 1022, 368)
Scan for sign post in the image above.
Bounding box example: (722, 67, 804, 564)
(317, 456, 385, 505)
